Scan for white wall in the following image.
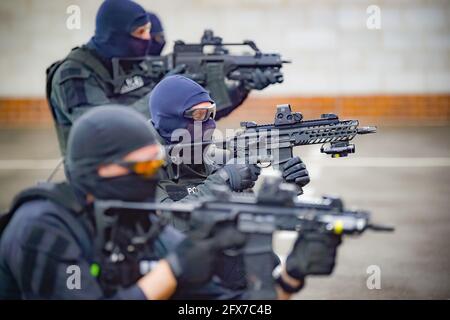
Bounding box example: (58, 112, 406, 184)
(0, 0, 449, 97)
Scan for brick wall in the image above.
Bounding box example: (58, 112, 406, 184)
(1, 95, 448, 128)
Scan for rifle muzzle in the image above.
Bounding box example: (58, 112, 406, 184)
(357, 126, 377, 134)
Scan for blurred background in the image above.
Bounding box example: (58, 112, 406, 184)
(0, 0, 449, 299)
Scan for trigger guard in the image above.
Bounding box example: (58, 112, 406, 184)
(223, 248, 243, 257)
(256, 161, 271, 169)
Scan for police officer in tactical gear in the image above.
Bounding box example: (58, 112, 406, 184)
(0, 106, 342, 299)
(0, 106, 246, 299)
(150, 75, 260, 206)
(47, 0, 167, 155)
(148, 75, 313, 291)
(47, 0, 279, 155)
(149, 75, 311, 206)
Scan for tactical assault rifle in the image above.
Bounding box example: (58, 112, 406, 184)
(167, 104, 377, 179)
(111, 30, 288, 110)
(227, 103, 377, 164)
(93, 173, 393, 298)
(170, 29, 288, 109)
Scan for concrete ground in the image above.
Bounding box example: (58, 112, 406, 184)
(0, 125, 449, 299)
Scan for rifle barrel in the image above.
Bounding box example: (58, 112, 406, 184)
(357, 126, 377, 134)
(368, 223, 395, 232)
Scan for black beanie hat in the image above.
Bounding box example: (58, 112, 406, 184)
(66, 106, 158, 191)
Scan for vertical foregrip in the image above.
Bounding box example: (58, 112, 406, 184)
(273, 147, 293, 170)
(242, 233, 278, 299)
(273, 147, 303, 195)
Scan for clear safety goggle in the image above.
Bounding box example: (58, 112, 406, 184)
(184, 103, 216, 122)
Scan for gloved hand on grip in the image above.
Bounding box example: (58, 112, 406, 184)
(219, 162, 261, 191)
(285, 231, 342, 281)
(243, 68, 283, 90)
(282, 156, 310, 189)
(166, 227, 246, 288)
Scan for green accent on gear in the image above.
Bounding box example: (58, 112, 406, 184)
(90, 263, 100, 277)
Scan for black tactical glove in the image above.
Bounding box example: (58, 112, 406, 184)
(219, 163, 261, 191)
(282, 156, 310, 189)
(285, 231, 342, 281)
(244, 68, 283, 90)
(166, 227, 246, 287)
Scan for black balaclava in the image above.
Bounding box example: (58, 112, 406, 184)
(66, 106, 160, 202)
(87, 0, 150, 59)
(149, 75, 216, 144)
(147, 11, 166, 56)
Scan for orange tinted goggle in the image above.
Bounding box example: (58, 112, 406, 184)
(114, 158, 165, 177)
(113, 144, 166, 177)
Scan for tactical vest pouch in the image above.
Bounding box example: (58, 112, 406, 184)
(46, 47, 114, 102)
(20, 221, 83, 263)
(163, 178, 205, 201)
(65, 47, 113, 92)
(45, 47, 115, 155)
(0, 182, 90, 258)
(58, 68, 91, 85)
(164, 184, 190, 202)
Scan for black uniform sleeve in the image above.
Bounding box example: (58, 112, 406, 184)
(13, 215, 146, 300)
